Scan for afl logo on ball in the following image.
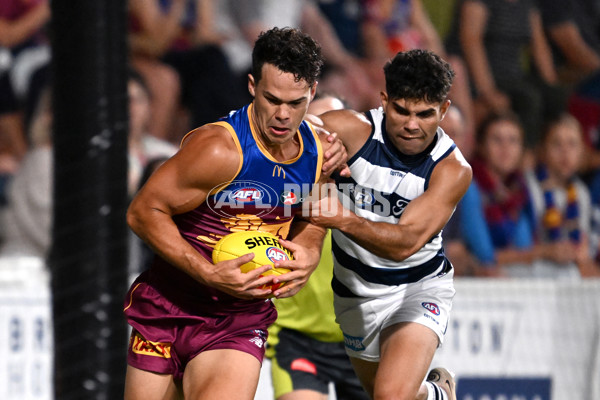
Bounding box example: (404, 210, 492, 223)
(266, 247, 289, 262)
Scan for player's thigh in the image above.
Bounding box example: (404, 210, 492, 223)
(124, 365, 181, 400)
(376, 322, 439, 399)
(348, 356, 378, 398)
(182, 348, 262, 400)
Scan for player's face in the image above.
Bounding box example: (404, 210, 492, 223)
(249, 63, 316, 151)
(382, 93, 450, 155)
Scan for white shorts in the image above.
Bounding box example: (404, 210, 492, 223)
(334, 267, 455, 362)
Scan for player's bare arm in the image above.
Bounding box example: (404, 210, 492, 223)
(308, 150, 472, 261)
(317, 109, 373, 159)
(271, 217, 327, 298)
(308, 115, 355, 178)
(127, 124, 275, 299)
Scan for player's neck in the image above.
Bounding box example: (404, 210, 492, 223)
(258, 134, 300, 162)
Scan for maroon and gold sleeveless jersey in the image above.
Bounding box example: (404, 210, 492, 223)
(148, 103, 323, 312)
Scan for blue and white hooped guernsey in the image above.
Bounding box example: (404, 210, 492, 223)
(332, 107, 456, 298)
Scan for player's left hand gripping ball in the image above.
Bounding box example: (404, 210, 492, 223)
(212, 231, 293, 291)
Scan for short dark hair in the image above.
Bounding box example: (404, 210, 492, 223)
(252, 27, 323, 86)
(384, 49, 455, 104)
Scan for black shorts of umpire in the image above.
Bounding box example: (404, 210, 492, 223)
(270, 328, 369, 399)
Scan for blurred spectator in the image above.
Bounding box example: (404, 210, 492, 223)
(441, 100, 472, 160)
(537, 0, 600, 89)
(445, 0, 568, 149)
(440, 105, 479, 276)
(0, 86, 51, 258)
(129, 0, 249, 143)
(216, 0, 380, 111)
(362, 0, 446, 60)
(0, 0, 50, 205)
(360, 0, 476, 145)
(128, 0, 183, 142)
(460, 113, 557, 276)
(316, 0, 363, 56)
(0, 73, 177, 260)
(524, 113, 600, 278)
(537, 0, 600, 172)
(127, 70, 178, 196)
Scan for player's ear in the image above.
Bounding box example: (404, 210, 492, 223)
(440, 99, 451, 119)
(309, 82, 318, 101)
(380, 91, 388, 109)
(248, 74, 256, 98)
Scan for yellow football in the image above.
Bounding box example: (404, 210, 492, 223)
(212, 231, 293, 291)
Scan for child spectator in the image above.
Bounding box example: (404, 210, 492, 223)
(524, 113, 600, 278)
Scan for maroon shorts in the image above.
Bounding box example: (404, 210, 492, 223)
(124, 277, 277, 380)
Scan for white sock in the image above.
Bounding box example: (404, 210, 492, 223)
(425, 381, 449, 400)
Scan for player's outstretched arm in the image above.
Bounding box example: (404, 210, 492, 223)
(127, 125, 274, 299)
(308, 151, 472, 261)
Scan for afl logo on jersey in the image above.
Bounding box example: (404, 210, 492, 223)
(207, 180, 278, 218)
(266, 247, 290, 262)
(231, 188, 263, 202)
(422, 302, 440, 315)
(354, 190, 374, 207)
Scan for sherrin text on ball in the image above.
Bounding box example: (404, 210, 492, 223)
(212, 231, 293, 291)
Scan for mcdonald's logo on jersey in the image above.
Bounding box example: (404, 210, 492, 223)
(272, 165, 286, 179)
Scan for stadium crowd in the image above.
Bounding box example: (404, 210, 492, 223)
(2, 0, 599, 279)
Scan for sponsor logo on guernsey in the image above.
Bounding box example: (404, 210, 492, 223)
(130, 332, 172, 358)
(272, 165, 286, 179)
(290, 358, 317, 375)
(390, 170, 405, 178)
(280, 190, 298, 205)
(392, 198, 409, 218)
(343, 333, 365, 351)
(266, 247, 289, 262)
(422, 302, 440, 315)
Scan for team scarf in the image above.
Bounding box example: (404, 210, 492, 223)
(535, 164, 580, 243)
(471, 157, 529, 247)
